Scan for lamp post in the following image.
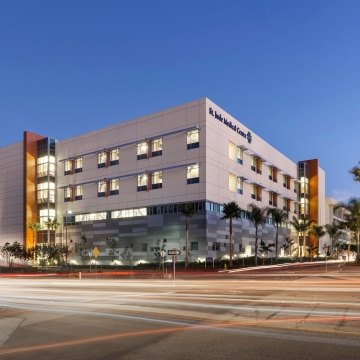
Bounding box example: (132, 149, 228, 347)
(64, 210, 72, 264)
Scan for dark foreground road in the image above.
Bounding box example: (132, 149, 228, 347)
(0, 263, 359, 360)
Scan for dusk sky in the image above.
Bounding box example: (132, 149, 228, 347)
(1, 0, 359, 200)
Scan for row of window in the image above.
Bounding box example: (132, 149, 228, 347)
(228, 173, 298, 212)
(63, 130, 200, 175)
(228, 141, 299, 192)
(64, 165, 200, 202)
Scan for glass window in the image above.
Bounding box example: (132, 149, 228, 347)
(64, 160, 72, 175)
(110, 149, 119, 166)
(110, 178, 119, 195)
(151, 138, 162, 157)
(187, 164, 199, 184)
(151, 171, 163, 189)
(237, 147, 243, 165)
(187, 129, 199, 150)
(75, 185, 83, 201)
(137, 141, 148, 160)
(237, 177, 243, 194)
(75, 212, 107, 222)
(191, 242, 198, 251)
(98, 180, 107, 197)
(228, 173, 236, 192)
(111, 207, 147, 219)
(64, 187, 72, 202)
(75, 158, 83, 173)
(98, 151, 107, 168)
(137, 173, 148, 191)
(228, 142, 236, 161)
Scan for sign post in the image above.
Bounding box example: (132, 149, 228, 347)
(92, 246, 100, 275)
(167, 249, 181, 285)
(160, 250, 166, 275)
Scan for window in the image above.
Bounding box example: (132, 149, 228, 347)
(228, 142, 236, 160)
(283, 174, 291, 189)
(151, 171, 163, 189)
(111, 207, 147, 219)
(64, 160, 72, 175)
(191, 242, 198, 251)
(251, 185, 262, 201)
(74, 185, 83, 201)
(110, 179, 119, 195)
(110, 149, 119, 166)
(212, 242, 220, 251)
(237, 147, 243, 165)
(269, 192, 277, 207)
(137, 173, 148, 191)
(151, 138, 162, 157)
(251, 156, 262, 174)
(187, 129, 199, 149)
(75, 212, 107, 222)
(141, 243, 148, 252)
(37, 182, 55, 203)
(137, 141, 148, 160)
(187, 164, 199, 184)
(237, 177, 243, 195)
(98, 180, 107, 197)
(64, 187, 72, 202)
(74, 158, 83, 173)
(228, 173, 236, 192)
(98, 151, 107, 168)
(283, 198, 291, 211)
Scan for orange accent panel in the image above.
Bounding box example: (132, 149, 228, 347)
(24, 131, 45, 250)
(307, 159, 319, 248)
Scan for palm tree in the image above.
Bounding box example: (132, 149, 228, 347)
(290, 217, 312, 260)
(44, 218, 61, 245)
(221, 202, 242, 268)
(181, 204, 196, 268)
(309, 224, 325, 258)
(247, 204, 267, 266)
(266, 208, 288, 259)
(336, 197, 360, 260)
(350, 162, 360, 183)
(325, 221, 341, 256)
(28, 222, 41, 247)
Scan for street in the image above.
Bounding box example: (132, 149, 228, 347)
(0, 263, 360, 359)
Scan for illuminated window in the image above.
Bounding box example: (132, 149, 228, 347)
(64, 187, 72, 202)
(110, 179, 119, 195)
(228, 142, 236, 160)
(111, 207, 147, 219)
(137, 141, 148, 160)
(75, 212, 107, 222)
(251, 185, 262, 201)
(151, 138, 162, 157)
(187, 129, 199, 150)
(251, 156, 262, 174)
(98, 180, 107, 197)
(137, 173, 148, 191)
(74, 185, 83, 201)
(228, 173, 236, 192)
(187, 164, 199, 184)
(98, 151, 107, 168)
(151, 171, 163, 189)
(110, 149, 119, 166)
(75, 158, 83, 173)
(64, 160, 72, 175)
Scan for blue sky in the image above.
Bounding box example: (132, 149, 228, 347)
(0, 0, 359, 200)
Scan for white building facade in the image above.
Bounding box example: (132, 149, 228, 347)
(0, 98, 326, 264)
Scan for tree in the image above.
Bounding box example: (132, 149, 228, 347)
(325, 222, 341, 256)
(107, 237, 119, 265)
(221, 202, 242, 268)
(290, 217, 312, 260)
(153, 240, 166, 270)
(281, 237, 295, 257)
(335, 197, 360, 260)
(181, 204, 195, 268)
(350, 162, 360, 183)
(28, 222, 42, 248)
(122, 246, 134, 270)
(309, 224, 325, 258)
(247, 204, 267, 266)
(44, 218, 61, 244)
(266, 208, 288, 259)
(259, 240, 275, 263)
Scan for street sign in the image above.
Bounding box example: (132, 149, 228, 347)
(160, 250, 166, 257)
(92, 246, 100, 258)
(168, 249, 181, 256)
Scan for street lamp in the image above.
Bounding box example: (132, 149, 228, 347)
(64, 210, 73, 264)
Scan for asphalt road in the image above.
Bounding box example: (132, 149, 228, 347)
(0, 263, 359, 360)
